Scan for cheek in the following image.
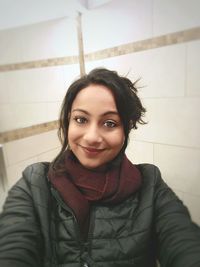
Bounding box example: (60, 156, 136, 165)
(68, 124, 79, 143)
(108, 130, 125, 148)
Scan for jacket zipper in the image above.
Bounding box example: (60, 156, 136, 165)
(86, 205, 95, 253)
(50, 186, 82, 243)
(51, 186, 96, 263)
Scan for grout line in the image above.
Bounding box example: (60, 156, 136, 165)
(141, 95, 200, 100)
(184, 43, 188, 97)
(5, 146, 61, 167)
(151, 0, 154, 37)
(133, 139, 200, 151)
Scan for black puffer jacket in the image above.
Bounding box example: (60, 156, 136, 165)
(0, 162, 200, 267)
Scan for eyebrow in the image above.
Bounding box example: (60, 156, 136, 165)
(72, 108, 119, 116)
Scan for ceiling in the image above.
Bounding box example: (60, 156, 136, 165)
(0, 0, 112, 30)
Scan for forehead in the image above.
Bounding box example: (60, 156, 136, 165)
(72, 84, 117, 109)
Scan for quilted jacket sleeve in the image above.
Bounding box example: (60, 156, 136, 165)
(153, 166, 200, 267)
(0, 166, 44, 267)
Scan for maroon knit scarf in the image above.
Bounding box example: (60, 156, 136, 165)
(48, 150, 141, 235)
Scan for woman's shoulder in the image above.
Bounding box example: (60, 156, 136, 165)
(135, 163, 173, 197)
(136, 163, 180, 206)
(22, 161, 50, 180)
(137, 163, 160, 172)
(13, 162, 50, 194)
(1, 162, 51, 214)
(136, 163, 162, 184)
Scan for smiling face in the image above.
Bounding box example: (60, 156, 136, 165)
(68, 84, 125, 170)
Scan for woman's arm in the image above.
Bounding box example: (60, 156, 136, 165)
(154, 166, 200, 267)
(0, 172, 44, 267)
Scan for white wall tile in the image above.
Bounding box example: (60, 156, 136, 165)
(95, 44, 186, 98)
(0, 17, 78, 65)
(134, 98, 200, 148)
(187, 40, 200, 96)
(45, 17, 78, 58)
(82, 0, 152, 53)
(6, 157, 38, 189)
(0, 73, 10, 104)
(21, 18, 78, 61)
(132, 45, 185, 98)
(0, 102, 48, 132)
(154, 144, 200, 196)
(85, 59, 107, 74)
(4, 130, 60, 165)
(23, 67, 64, 102)
(0, 28, 23, 64)
(0, 104, 15, 132)
(153, 0, 200, 36)
(46, 102, 61, 122)
(126, 136, 154, 164)
(13, 103, 47, 129)
(0, 65, 81, 131)
(1, 70, 25, 104)
(37, 147, 61, 162)
(62, 64, 81, 90)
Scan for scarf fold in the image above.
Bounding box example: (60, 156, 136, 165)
(48, 150, 141, 236)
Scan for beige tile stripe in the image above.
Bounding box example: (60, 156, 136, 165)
(0, 121, 59, 143)
(0, 56, 79, 72)
(0, 27, 199, 72)
(0, 27, 200, 143)
(85, 27, 200, 61)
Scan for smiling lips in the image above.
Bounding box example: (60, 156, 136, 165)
(79, 145, 105, 155)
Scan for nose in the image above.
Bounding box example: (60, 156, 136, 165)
(83, 124, 102, 145)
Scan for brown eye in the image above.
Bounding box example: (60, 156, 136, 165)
(74, 116, 87, 124)
(104, 120, 116, 128)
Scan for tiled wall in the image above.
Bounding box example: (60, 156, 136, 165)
(82, 0, 200, 52)
(0, 0, 200, 226)
(0, 17, 78, 65)
(0, 17, 80, 210)
(0, 64, 80, 132)
(0, 17, 80, 133)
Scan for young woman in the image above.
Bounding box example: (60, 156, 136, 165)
(0, 68, 200, 267)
